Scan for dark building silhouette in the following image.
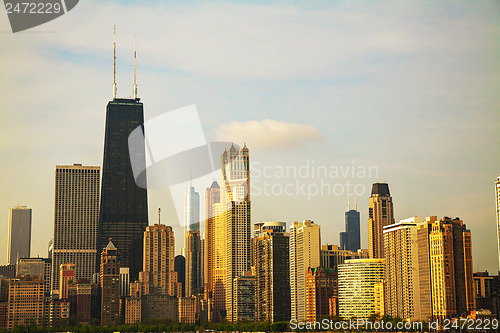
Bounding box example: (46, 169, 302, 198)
(340, 208, 360, 252)
(98, 97, 148, 281)
(175, 255, 186, 297)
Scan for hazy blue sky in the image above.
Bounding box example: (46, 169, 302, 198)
(1, 1, 499, 272)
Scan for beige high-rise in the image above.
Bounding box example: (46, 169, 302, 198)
(383, 217, 422, 321)
(368, 182, 394, 259)
(204, 181, 220, 301)
(142, 224, 177, 296)
(289, 220, 321, 321)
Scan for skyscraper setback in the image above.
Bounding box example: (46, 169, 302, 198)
(7, 205, 32, 265)
(368, 182, 394, 259)
(52, 164, 100, 291)
(98, 32, 148, 281)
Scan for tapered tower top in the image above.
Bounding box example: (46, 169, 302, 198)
(371, 182, 390, 196)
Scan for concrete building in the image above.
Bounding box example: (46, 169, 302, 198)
(7, 205, 32, 265)
(254, 223, 290, 322)
(7, 276, 44, 329)
(52, 164, 100, 291)
(233, 272, 255, 322)
(16, 258, 51, 295)
(368, 182, 394, 259)
(204, 181, 220, 303)
(305, 267, 336, 322)
(48, 299, 70, 327)
(59, 263, 75, 300)
(100, 239, 120, 326)
(179, 297, 197, 324)
(290, 220, 321, 321)
(428, 217, 475, 319)
(383, 217, 422, 321)
(338, 259, 384, 320)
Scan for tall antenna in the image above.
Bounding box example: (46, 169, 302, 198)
(133, 36, 138, 99)
(113, 25, 117, 99)
(158, 208, 161, 225)
(347, 194, 350, 211)
(355, 196, 358, 211)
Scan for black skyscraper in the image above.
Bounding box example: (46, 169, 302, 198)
(340, 203, 360, 252)
(98, 98, 148, 281)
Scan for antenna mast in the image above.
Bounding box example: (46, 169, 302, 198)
(113, 25, 117, 99)
(133, 36, 138, 99)
(158, 208, 161, 225)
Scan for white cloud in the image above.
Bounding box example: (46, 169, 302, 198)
(215, 119, 324, 149)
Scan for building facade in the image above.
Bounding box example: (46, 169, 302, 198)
(52, 164, 100, 291)
(185, 231, 202, 296)
(254, 224, 290, 322)
(7, 276, 44, 330)
(233, 272, 255, 322)
(204, 181, 220, 302)
(340, 206, 360, 252)
(383, 217, 422, 321)
(290, 220, 321, 321)
(16, 258, 51, 296)
(100, 240, 120, 326)
(59, 263, 76, 299)
(7, 205, 32, 265)
(305, 267, 336, 322)
(320, 244, 363, 272)
(368, 182, 394, 259)
(338, 259, 384, 320)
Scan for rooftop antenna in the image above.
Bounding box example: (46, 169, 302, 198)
(133, 36, 138, 99)
(355, 196, 358, 211)
(113, 25, 117, 99)
(158, 208, 161, 225)
(347, 194, 350, 211)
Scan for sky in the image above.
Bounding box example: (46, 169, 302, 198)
(0, 1, 499, 272)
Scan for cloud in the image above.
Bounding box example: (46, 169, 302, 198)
(215, 119, 324, 149)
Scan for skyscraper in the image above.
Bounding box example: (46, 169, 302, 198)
(100, 239, 120, 326)
(16, 258, 52, 296)
(184, 186, 202, 296)
(368, 182, 394, 259)
(254, 222, 290, 322)
(290, 220, 321, 321)
(383, 217, 422, 321)
(52, 164, 100, 291)
(142, 224, 177, 296)
(496, 175, 500, 270)
(174, 255, 186, 297)
(305, 267, 336, 322)
(213, 144, 251, 321)
(98, 32, 148, 282)
(7, 276, 44, 330)
(59, 263, 76, 300)
(340, 199, 360, 252)
(428, 217, 474, 319)
(7, 205, 32, 265)
(338, 259, 384, 320)
(204, 181, 220, 301)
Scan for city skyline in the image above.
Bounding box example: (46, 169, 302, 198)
(1, 0, 499, 274)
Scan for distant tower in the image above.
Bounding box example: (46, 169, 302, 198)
(368, 182, 394, 259)
(7, 205, 32, 265)
(52, 164, 100, 292)
(290, 220, 321, 321)
(184, 185, 202, 296)
(98, 27, 148, 282)
(204, 181, 220, 309)
(340, 196, 360, 252)
(100, 239, 120, 326)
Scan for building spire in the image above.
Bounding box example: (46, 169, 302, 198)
(347, 194, 350, 211)
(158, 208, 161, 225)
(113, 25, 117, 99)
(355, 196, 358, 211)
(133, 36, 138, 99)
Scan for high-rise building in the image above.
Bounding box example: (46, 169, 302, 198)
(185, 231, 202, 296)
(175, 255, 186, 297)
(179, 297, 197, 324)
(290, 220, 321, 321)
(212, 144, 251, 321)
(233, 272, 255, 322)
(7, 205, 32, 265)
(416, 216, 436, 321)
(59, 263, 76, 300)
(142, 224, 177, 296)
(7, 276, 44, 330)
(52, 164, 100, 291)
(305, 267, 336, 322)
(368, 182, 394, 259)
(98, 49, 149, 281)
(100, 240, 120, 326)
(185, 186, 200, 232)
(254, 223, 290, 322)
(320, 244, 363, 272)
(204, 181, 220, 301)
(428, 217, 474, 319)
(496, 175, 500, 270)
(16, 258, 52, 296)
(383, 217, 422, 321)
(337, 259, 384, 320)
(120, 267, 130, 297)
(340, 202, 360, 252)
(76, 283, 93, 324)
